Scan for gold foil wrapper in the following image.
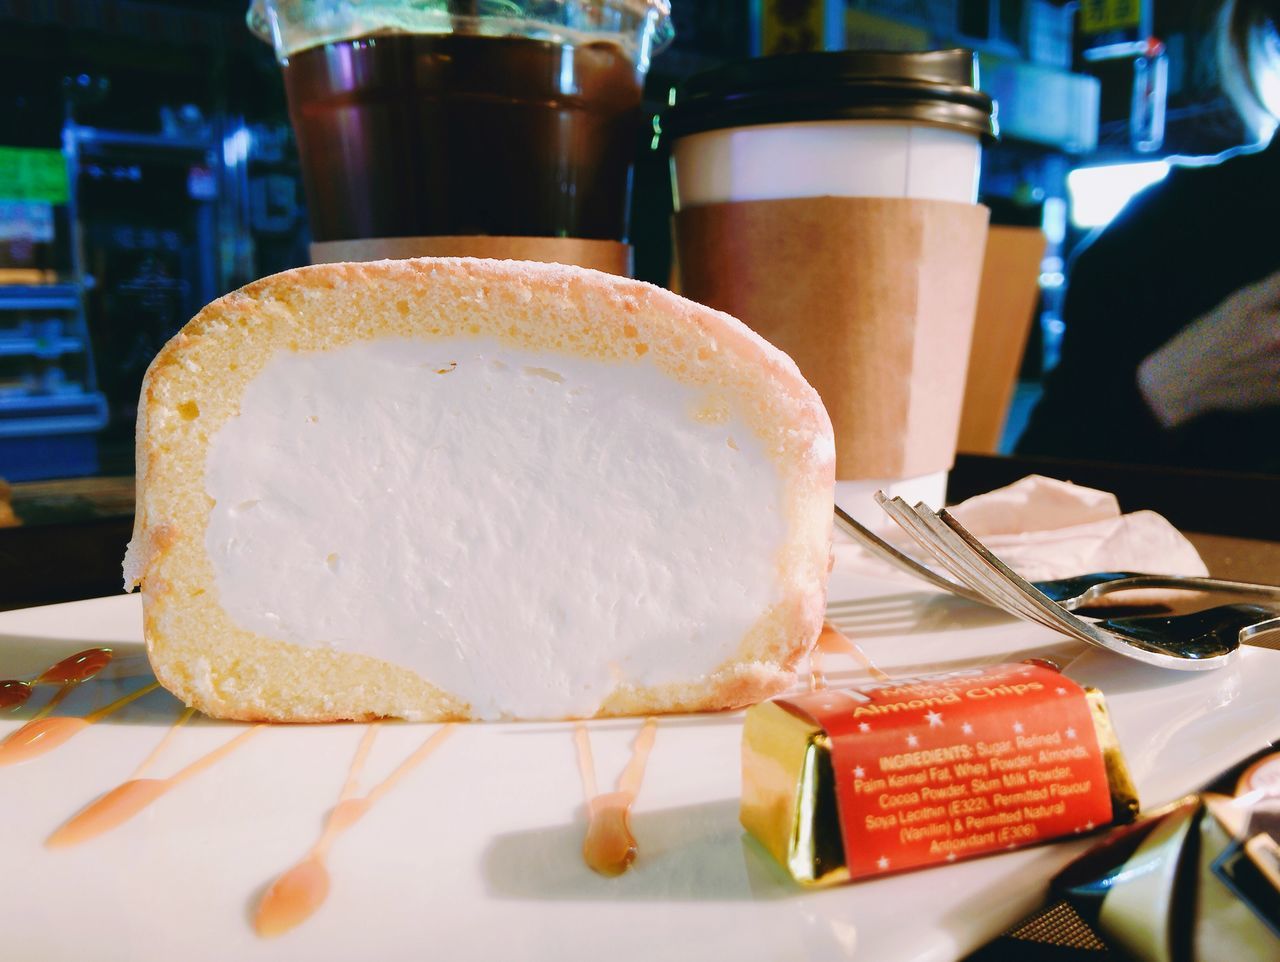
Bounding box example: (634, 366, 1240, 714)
(741, 702, 849, 886)
(1087, 687, 1141, 826)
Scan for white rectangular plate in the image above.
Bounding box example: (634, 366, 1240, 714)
(2, 561, 1277, 962)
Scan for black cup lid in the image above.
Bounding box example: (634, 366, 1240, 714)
(663, 48, 997, 141)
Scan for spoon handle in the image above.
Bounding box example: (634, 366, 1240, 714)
(1038, 571, 1280, 607)
(1101, 604, 1277, 660)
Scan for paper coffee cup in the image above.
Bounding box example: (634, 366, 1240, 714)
(665, 50, 995, 522)
(672, 119, 981, 207)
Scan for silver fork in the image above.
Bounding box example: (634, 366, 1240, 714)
(835, 504, 1280, 610)
(872, 495, 1271, 671)
(849, 497, 1280, 652)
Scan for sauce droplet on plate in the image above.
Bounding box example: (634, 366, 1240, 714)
(0, 680, 32, 709)
(0, 681, 160, 767)
(575, 718, 658, 877)
(36, 648, 114, 686)
(254, 723, 454, 938)
(47, 779, 170, 848)
(583, 791, 639, 877)
(255, 856, 332, 939)
(0, 648, 113, 712)
(0, 716, 89, 766)
(46, 717, 260, 848)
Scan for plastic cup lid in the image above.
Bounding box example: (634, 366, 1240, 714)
(247, 0, 673, 60)
(663, 48, 997, 141)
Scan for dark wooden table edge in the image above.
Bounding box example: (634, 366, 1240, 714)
(0, 516, 134, 611)
(950, 454, 1280, 542)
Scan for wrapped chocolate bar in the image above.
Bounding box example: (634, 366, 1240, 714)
(988, 745, 1280, 962)
(741, 661, 1138, 886)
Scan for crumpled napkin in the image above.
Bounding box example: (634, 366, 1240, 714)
(836, 474, 1208, 589)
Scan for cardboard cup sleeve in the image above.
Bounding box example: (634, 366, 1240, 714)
(675, 197, 990, 480)
(311, 235, 633, 277)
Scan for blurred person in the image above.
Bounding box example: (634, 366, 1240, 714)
(1017, 0, 1280, 472)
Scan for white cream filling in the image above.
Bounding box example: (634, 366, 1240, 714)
(204, 337, 787, 719)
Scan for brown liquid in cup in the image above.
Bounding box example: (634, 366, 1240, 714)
(282, 33, 644, 243)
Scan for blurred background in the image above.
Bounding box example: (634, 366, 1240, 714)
(0, 0, 1262, 481)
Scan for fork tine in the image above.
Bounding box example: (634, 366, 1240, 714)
(873, 494, 983, 589)
(835, 504, 986, 603)
(923, 505, 1152, 643)
(933, 507, 1232, 670)
(875, 495, 1235, 670)
(874, 496, 1008, 608)
(894, 499, 1076, 635)
(876, 494, 1064, 631)
(933, 506, 1095, 632)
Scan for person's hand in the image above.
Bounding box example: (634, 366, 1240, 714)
(1137, 268, 1280, 429)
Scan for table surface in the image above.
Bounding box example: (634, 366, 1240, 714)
(1184, 531, 1280, 582)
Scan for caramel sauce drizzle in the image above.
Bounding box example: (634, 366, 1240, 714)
(126, 706, 199, 778)
(0, 680, 161, 767)
(809, 647, 829, 691)
(0, 648, 113, 710)
(45, 709, 269, 849)
(0, 680, 28, 710)
(254, 722, 455, 939)
(574, 718, 659, 877)
(810, 622, 892, 691)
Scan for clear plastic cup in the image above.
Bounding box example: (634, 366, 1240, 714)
(248, 0, 672, 267)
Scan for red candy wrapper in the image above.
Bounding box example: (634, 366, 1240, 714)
(741, 662, 1139, 886)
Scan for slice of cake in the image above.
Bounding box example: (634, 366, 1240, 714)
(124, 257, 835, 722)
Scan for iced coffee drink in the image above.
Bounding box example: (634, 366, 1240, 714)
(249, 0, 672, 273)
